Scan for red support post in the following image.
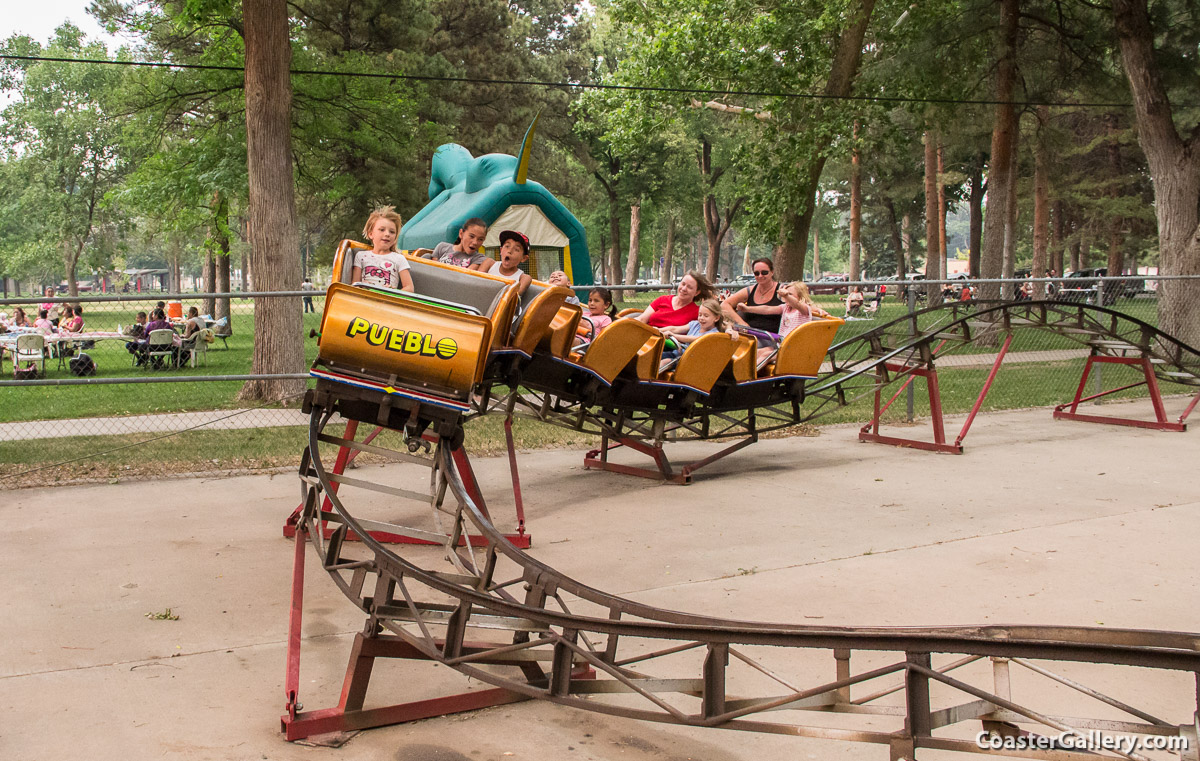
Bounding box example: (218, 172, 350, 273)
(1054, 354, 1188, 432)
(955, 333, 1013, 447)
(583, 435, 754, 484)
(858, 363, 961, 454)
(503, 416, 527, 542)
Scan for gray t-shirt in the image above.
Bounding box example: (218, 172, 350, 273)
(432, 241, 488, 269)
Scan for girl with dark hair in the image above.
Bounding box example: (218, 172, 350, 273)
(430, 217, 495, 272)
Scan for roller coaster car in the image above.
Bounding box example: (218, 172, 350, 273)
(316, 240, 579, 406)
(313, 239, 844, 423)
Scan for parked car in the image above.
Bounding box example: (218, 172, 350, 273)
(809, 275, 849, 295)
(1059, 268, 1122, 305)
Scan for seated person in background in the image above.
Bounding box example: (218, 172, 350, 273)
(351, 206, 414, 291)
(844, 287, 865, 316)
(132, 308, 175, 366)
(428, 217, 495, 272)
(34, 309, 56, 335)
(659, 299, 725, 367)
(58, 305, 80, 333)
(960, 284, 973, 302)
(487, 230, 533, 296)
(547, 270, 580, 305)
(123, 311, 148, 338)
(68, 304, 84, 332)
(182, 306, 206, 341)
(576, 287, 616, 343)
(145, 308, 174, 334)
(633, 271, 715, 329)
(11, 306, 31, 328)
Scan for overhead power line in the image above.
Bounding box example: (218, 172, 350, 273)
(0, 52, 1148, 110)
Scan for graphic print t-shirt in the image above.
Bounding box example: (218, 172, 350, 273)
(354, 251, 410, 289)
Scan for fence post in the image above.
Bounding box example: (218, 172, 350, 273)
(907, 286, 917, 422)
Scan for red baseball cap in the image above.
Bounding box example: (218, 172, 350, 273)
(499, 230, 530, 255)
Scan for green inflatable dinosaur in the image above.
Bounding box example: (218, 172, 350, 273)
(398, 117, 592, 286)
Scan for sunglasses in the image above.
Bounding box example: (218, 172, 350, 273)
(753, 270, 771, 276)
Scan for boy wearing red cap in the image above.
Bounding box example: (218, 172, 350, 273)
(488, 230, 533, 295)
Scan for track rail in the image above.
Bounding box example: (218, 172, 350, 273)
(290, 402, 1200, 759)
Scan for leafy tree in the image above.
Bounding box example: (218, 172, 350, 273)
(0, 26, 143, 296)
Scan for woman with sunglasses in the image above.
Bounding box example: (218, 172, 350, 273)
(722, 257, 783, 333)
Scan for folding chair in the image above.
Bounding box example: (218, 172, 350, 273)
(146, 329, 176, 369)
(14, 333, 46, 377)
(191, 328, 213, 367)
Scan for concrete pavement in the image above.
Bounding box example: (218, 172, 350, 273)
(2, 399, 1198, 760)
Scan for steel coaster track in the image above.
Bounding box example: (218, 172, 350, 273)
(478, 300, 1200, 448)
(296, 403, 1200, 760)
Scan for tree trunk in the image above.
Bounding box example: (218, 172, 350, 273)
(625, 203, 642, 287)
(1002, 118, 1020, 297)
(698, 137, 742, 280)
(1070, 235, 1081, 273)
(969, 156, 984, 277)
(937, 142, 948, 262)
(901, 213, 912, 278)
(772, 0, 878, 281)
(1050, 200, 1065, 275)
(980, 0, 1020, 302)
(812, 226, 820, 280)
(605, 185, 623, 300)
(238, 0, 304, 403)
(661, 214, 677, 284)
(241, 251, 250, 291)
(884, 196, 905, 278)
(1104, 113, 1125, 303)
(742, 244, 751, 277)
(203, 253, 216, 315)
(923, 129, 942, 306)
(1113, 0, 1200, 346)
(213, 191, 232, 324)
(63, 239, 80, 298)
(1032, 106, 1050, 298)
(849, 127, 862, 282)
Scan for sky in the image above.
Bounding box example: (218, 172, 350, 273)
(0, 1, 123, 47)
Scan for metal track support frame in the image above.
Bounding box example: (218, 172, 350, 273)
(1054, 353, 1193, 432)
(583, 434, 757, 485)
(284, 420, 531, 549)
(859, 335, 1013, 455)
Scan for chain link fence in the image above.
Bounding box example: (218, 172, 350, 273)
(1, 276, 1196, 487)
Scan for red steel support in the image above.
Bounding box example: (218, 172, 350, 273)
(583, 434, 755, 484)
(503, 416, 528, 542)
(859, 336, 1017, 455)
(1054, 354, 1189, 432)
(858, 363, 961, 454)
(955, 333, 1013, 447)
(284, 521, 308, 722)
(285, 424, 531, 549)
(281, 631, 595, 741)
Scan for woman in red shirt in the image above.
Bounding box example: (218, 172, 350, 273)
(633, 271, 716, 328)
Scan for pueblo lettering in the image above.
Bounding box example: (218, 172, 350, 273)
(345, 316, 458, 360)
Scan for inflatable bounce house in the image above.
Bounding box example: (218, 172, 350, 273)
(398, 116, 593, 286)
